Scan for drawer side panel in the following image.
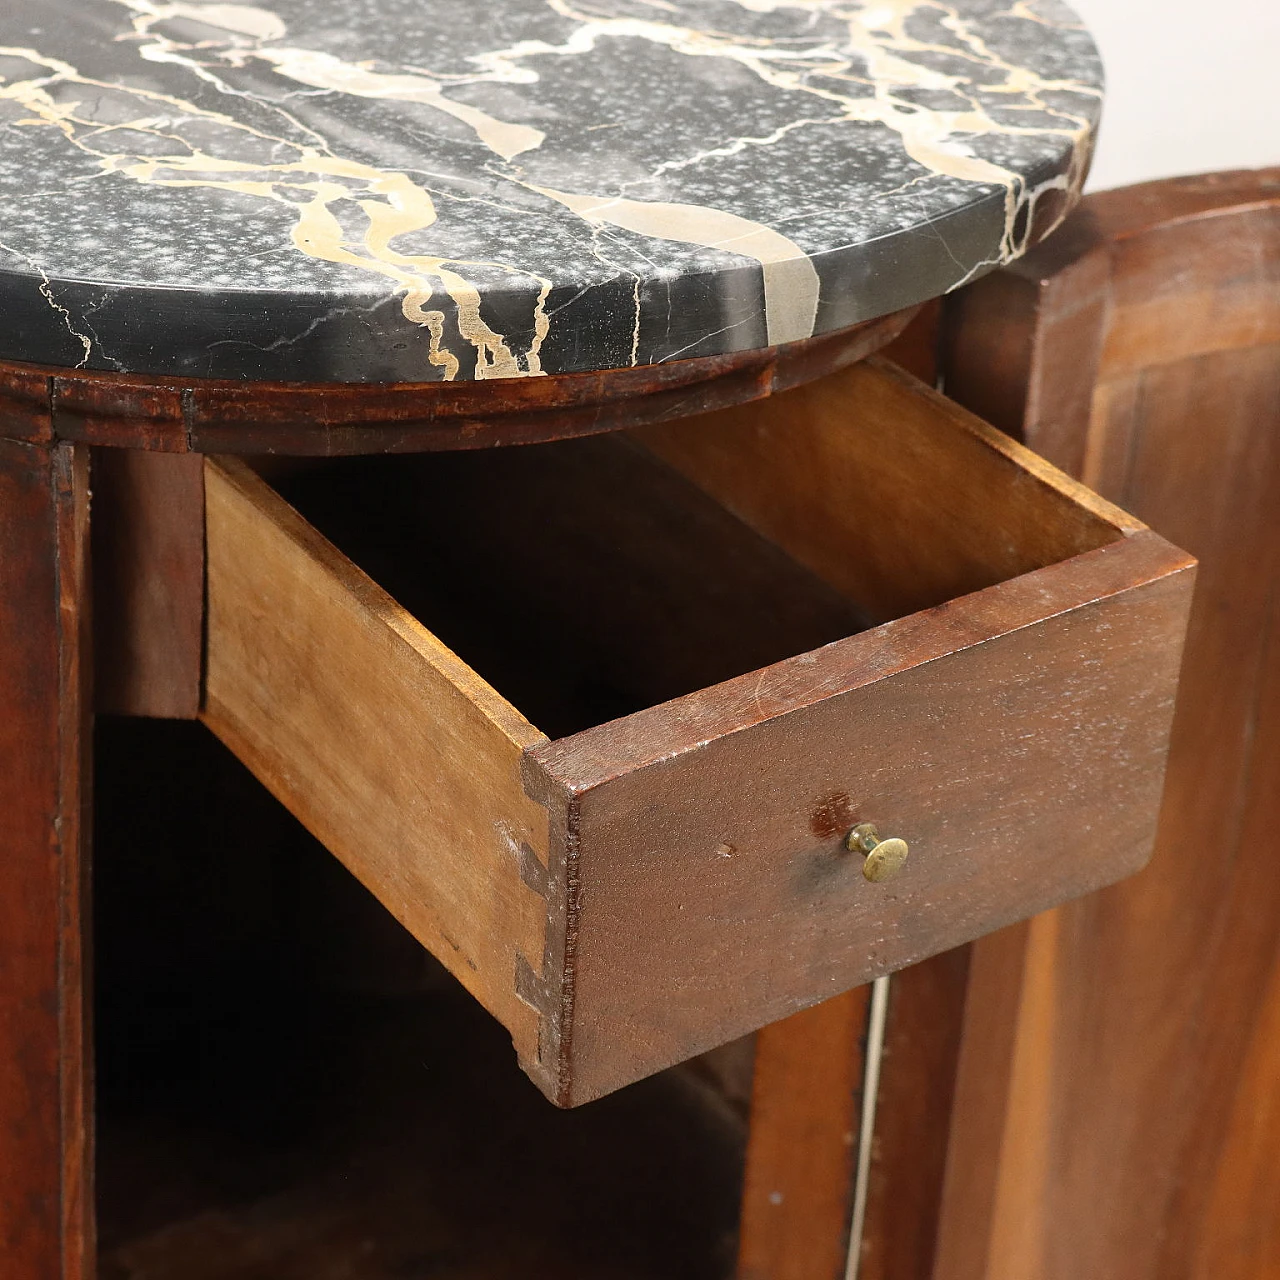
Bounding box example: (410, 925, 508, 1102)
(201, 457, 551, 1061)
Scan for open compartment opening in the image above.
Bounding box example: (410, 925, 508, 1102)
(94, 717, 747, 1280)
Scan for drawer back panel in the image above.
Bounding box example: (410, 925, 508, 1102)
(637, 356, 1140, 622)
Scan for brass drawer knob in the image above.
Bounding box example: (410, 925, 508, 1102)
(846, 823, 909, 882)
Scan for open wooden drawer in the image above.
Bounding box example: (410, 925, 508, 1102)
(200, 357, 1194, 1106)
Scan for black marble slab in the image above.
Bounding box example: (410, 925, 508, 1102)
(0, 0, 1101, 382)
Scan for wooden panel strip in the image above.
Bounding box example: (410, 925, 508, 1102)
(858, 950, 973, 1280)
(533, 530, 1191, 788)
(1100, 205, 1280, 378)
(928, 920, 1033, 1280)
(0, 439, 93, 1280)
(936, 169, 1280, 1280)
(54, 444, 93, 1280)
(0, 365, 53, 444)
(737, 988, 871, 1280)
(52, 378, 188, 452)
(92, 449, 205, 718)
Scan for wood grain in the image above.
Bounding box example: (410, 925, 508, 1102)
(0, 364, 54, 444)
(880, 299, 941, 384)
(927, 918, 1033, 1280)
(736, 990, 870, 1280)
(533, 361, 1186, 1107)
(530, 528, 1193, 1102)
(0, 438, 93, 1280)
(857, 948, 973, 1280)
(731, 328, 957, 1280)
(636, 357, 1140, 623)
(937, 167, 1280, 1280)
(200, 456, 551, 1074)
(267, 437, 867, 743)
(53, 380, 187, 452)
(92, 449, 204, 718)
(251, 433, 870, 1105)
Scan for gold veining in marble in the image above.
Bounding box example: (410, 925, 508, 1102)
(1, 43, 552, 377)
(0, 0, 1102, 377)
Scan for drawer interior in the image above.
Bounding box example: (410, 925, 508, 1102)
(268, 435, 870, 741)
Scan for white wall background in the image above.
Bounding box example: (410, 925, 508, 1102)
(1067, 0, 1280, 191)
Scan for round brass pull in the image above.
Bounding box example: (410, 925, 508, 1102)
(846, 823, 909, 882)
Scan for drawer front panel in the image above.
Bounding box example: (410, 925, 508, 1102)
(530, 533, 1192, 1102)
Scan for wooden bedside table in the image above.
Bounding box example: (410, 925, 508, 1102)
(0, 3, 1191, 1276)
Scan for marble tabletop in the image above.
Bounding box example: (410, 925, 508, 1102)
(0, 0, 1101, 383)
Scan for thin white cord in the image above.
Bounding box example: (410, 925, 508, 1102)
(844, 975, 891, 1280)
